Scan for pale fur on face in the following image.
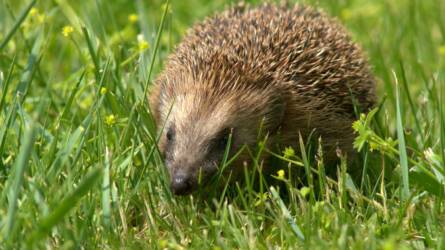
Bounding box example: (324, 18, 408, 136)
(157, 80, 285, 189)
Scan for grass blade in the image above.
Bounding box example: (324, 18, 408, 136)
(298, 133, 315, 203)
(0, 0, 37, 51)
(142, 0, 170, 98)
(399, 61, 424, 144)
(102, 146, 112, 229)
(15, 31, 43, 103)
(0, 98, 18, 156)
(2, 121, 37, 238)
(0, 56, 15, 112)
(393, 71, 410, 201)
(270, 187, 305, 241)
(436, 76, 445, 174)
(82, 27, 100, 82)
(59, 71, 85, 122)
(27, 168, 102, 244)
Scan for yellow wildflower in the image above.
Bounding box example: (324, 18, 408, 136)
(128, 14, 138, 23)
(137, 34, 149, 51)
(277, 169, 285, 179)
(30, 7, 39, 17)
(283, 147, 295, 158)
(100, 87, 107, 95)
(158, 239, 167, 248)
(254, 192, 271, 207)
(105, 115, 116, 126)
(138, 40, 149, 51)
(161, 3, 171, 13)
(62, 25, 74, 37)
(37, 14, 46, 23)
(341, 9, 352, 20)
(439, 45, 445, 57)
(300, 187, 311, 198)
(134, 156, 142, 167)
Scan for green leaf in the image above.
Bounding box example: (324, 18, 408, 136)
(410, 170, 443, 197)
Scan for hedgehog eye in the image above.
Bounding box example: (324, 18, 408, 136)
(218, 134, 229, 149)
(166, 127, 175, 142)
(215, 128, 231, 150)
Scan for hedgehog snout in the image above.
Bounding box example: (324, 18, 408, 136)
(170, 169, 195, 195)
(167, 157, 219, 195)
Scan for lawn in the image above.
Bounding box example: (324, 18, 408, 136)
(0, 0, 444, 249)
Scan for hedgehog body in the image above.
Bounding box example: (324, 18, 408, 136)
(150, 3, 376, 195)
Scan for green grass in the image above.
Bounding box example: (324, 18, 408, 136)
(1, 0, 445, 248)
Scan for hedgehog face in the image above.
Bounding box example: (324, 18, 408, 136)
(158, 88, 283, 195)
(163, 123, 232, 195)
(160, 94, 244, 195)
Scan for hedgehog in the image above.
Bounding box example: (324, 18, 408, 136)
(149, 3, 376, 195)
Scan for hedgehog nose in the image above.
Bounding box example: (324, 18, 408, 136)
(170, 172, 193, 195)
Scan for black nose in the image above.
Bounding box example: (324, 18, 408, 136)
(170, 173, 193, 195)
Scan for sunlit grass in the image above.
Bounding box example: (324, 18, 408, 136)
(0, 0, 444, 248)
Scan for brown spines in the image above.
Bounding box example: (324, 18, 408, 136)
(160, 3, 375, 108)
(150, 2, 376, 182)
